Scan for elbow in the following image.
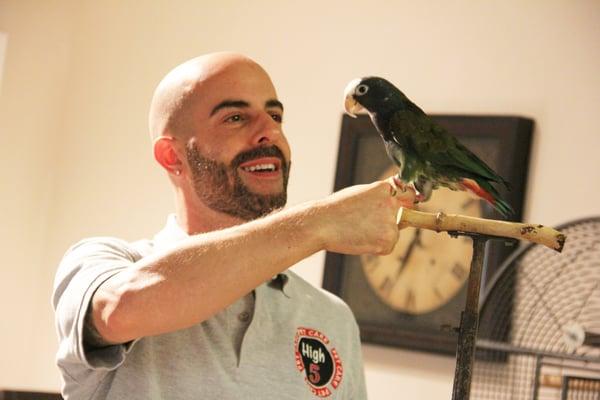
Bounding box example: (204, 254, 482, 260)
(92, 285, 138, 345)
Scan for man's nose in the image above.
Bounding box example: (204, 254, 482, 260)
(251, 112, 283, 145)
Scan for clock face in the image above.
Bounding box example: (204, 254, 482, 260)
(361, 167, 483, 315)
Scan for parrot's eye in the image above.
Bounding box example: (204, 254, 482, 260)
(355, 84, 369, 96)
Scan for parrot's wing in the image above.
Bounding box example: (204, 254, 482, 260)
(445, 141, 508, 185)
(387, 106, 426, 146)
(390, 111, 508, 185)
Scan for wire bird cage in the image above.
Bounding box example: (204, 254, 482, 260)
(471, 217, 600, 399)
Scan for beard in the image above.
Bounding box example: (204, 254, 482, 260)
(186, 144, 290, 221)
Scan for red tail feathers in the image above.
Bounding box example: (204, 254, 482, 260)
(460, 178, 494, 205)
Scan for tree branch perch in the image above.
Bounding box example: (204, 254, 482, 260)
(397, 208, 566, 252)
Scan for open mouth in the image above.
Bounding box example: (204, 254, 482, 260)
(242, 163, 277, 173)
(238, 157, 282, 177)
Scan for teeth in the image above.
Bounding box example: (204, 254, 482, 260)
(242, 163, 276, 172)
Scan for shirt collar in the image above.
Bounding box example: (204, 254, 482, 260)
(154, 214, 291, 296)
(153, 214, 189, 251)
(268, 272, 292, 298)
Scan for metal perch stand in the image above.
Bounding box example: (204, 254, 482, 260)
(396, 208, 566, 400)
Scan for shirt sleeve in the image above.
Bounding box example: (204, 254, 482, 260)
(52, 237, 141, 372)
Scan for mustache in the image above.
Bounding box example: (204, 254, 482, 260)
(231, 145, 287, 168)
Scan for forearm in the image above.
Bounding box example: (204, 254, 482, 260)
(93, 201, 324, 344)
(93, 179, 412, 344)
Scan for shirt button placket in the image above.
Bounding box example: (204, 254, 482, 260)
(238, 311, 251, 323)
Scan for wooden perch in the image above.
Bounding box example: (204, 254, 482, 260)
(540, 374, 600, 391)
(397, 208, 566, 252)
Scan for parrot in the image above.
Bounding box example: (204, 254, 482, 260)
(343, 76, 514, 218)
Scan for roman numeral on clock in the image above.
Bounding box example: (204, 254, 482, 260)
(379, 276, 393, 298)
(451, 263, 467, 281)
(405, 289, 416, 311)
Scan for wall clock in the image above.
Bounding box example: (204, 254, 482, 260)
(322, 114, 533, 355)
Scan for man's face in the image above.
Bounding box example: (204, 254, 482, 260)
(182, 61, 292, 221)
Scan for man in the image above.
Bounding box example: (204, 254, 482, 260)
(53, 52, 414, 399)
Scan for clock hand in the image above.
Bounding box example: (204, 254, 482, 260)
(395, 229, 423, 279)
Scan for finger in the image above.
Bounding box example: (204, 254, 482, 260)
(397, 190, 416, 206)
(386, 176, 398, 197)
(395, 185, 417, 207)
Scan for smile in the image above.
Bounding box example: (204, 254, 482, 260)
(241, 163, 277, 172)
(238, 157, 283, 176)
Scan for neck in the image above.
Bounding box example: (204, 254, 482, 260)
(174, 188, 246, 234)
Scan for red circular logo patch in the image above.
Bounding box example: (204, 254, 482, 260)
(294, 327, 343, 397)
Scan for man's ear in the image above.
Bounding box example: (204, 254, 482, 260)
(153, 136, 183, 176)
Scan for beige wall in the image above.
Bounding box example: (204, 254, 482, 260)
(0, 32, 7, 90)
(0, 0, 76, 390)
(1, 0, 598, 397)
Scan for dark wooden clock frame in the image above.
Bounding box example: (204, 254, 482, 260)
(322, 114, 533, 355)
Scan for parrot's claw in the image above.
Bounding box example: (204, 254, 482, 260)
(415, 192, 427, 203)
(393, 176, 424, 203)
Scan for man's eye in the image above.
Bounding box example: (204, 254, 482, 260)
(225, 114, 244, 123)
(270, 113, 283, 123)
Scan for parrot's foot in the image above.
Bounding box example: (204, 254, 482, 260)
(414, 192, 427, 203)
(392, 176, 408, 192)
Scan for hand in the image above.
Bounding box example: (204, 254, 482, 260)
(316, 179, 415, 256)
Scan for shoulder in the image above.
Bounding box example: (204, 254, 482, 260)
(61, 236, 152, 267)
(52, 236, 152, 307)
(63, 236, 152, 259)
(284, 270, 357, 325)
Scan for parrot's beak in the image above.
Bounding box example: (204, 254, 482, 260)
(343, 78, 364, 118)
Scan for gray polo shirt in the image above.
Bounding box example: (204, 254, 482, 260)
(53, 215, 368, 399)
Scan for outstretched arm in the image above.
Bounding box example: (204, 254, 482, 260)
(92, 179, 414, 344)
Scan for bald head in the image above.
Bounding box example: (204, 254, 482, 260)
(149, 53, 291, 227)
(148, 52, 274, 141)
